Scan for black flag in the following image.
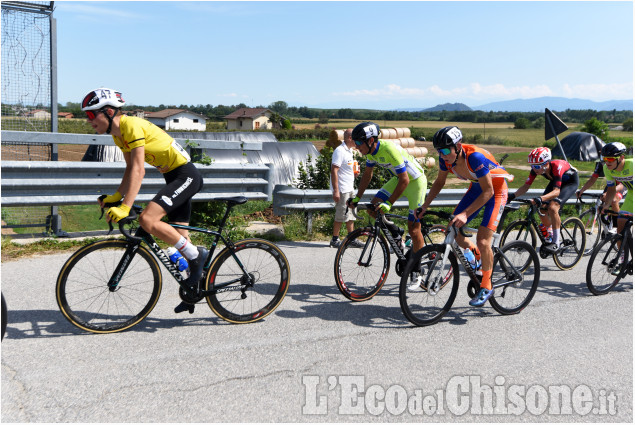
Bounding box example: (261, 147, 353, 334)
(544, 108, 568, 141)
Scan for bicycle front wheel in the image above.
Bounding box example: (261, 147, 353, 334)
(580, 208, 602, 256)
(488, 241, 540, 315)
(586, 235, 623, 295)
(423, 225, 447, 245)
(334, 227, 390, 301)
(500, 219, 537, 249)
(2, 293, 7, 340)
(553, 217, 586, 270)
(56, 240, 162, 333)
(399, 244, 459, 326)
(206, 239, 290, 323)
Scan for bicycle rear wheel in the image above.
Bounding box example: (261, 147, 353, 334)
(56, 240, 162, 333)
(580, 208, 603, 256)
(399, 244, 459, 326)
(423, 225, 447, 245)
(206, 239, 290, 323)
(488, 241, 540, 315)
(2, 293, 7, 340)
(334, 227, 390, 301)
(586, 235, 623, 295)
(553, 217, 586, 270)
(500, 219, 537, 249)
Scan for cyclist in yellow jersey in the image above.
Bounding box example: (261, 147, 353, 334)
(82, 88, 206, 314)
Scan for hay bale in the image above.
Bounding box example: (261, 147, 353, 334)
(402, 128, 411, 138)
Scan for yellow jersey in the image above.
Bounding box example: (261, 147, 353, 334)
(113, 115, 190, 173)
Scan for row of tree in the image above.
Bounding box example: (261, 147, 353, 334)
(54, 100, 632, 125)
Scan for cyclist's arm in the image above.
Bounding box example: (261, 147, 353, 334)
(602, 185, 617, 211)
(419, 169, 448, 213)
(354, 165, 374, 199)
(512, 182, 531, 198)
(118, 147, 146, 208)
(577, 175, 598, 197)
(541, 186, 561, 202)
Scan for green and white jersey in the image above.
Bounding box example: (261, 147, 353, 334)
(365, 139, 424, 180)
(604, 158, 633, 191)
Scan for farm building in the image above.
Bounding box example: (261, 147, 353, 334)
(145, 109, 207, 131)
(224, 108, 273, 130)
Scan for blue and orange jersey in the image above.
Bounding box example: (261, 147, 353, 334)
(439, 144, 513, 184)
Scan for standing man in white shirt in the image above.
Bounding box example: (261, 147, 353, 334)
(330, 128, 358, 247)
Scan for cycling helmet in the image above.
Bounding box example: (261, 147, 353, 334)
(528, 147, 551, 164)
(81, 88, 125, 134)
(432, 126, 463, 149)
(601, 142, 627, 158)
(81, 88, 125, 111)
(352, 122, 380, 146)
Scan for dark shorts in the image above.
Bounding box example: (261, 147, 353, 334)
(152, 162, 203, 223)
(543, 172, 579, 206)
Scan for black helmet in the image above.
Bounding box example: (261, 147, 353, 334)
(601, 142, 627, 158)
(352, 122, 380, 145)
(432, 126, 463, 149)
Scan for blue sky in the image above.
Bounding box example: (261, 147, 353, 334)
(54, 1, 633, 109)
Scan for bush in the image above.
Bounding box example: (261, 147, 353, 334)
(514, 118, 531, 129)
(581, 117, 609, 138)
(623, 118, 633, 132)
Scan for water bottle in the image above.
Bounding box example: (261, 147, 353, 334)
(464, 248, 477, 269)
(166, 247, 189, 272)
(539, 224, 552, 243)
(405, 235, 412, 248)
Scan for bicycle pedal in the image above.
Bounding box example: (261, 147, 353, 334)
(174, 302, 195, 314)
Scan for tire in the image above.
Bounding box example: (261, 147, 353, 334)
(580, 208, 602, 256)
(334, 227, 390, 302)
(206, 239, 290, 323)
(553, 217, 586, 270)
(1, 293, 7, 341)
(488, 241, 540, 315)
(399, 244, 459, 326)
(56, 240, 162, 333)
(423, 225, 447, 245)
(500, 219, 537, 249)
(586, 235, 623, 295)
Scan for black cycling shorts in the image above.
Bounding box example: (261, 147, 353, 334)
(543, 172, 579, 206)
(152, 162, 203, 223)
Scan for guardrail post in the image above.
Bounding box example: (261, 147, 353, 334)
(306, 211, 313, 234)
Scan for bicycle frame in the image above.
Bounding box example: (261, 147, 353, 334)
(599, 214, 633, 279)
(109, 204, 251, 298)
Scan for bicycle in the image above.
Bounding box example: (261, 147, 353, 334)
(586, 211, 633, 295)
(56, 196, 291, 333)
(333, 203, 447, 302)
(399, 218, 540, 327)
(578, 193, 615, 256)
(500, 199, 586, 270)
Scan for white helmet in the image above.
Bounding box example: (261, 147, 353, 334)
(81, 88, 125, 111)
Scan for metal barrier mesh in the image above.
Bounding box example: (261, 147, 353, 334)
(1, 2, 54, 234)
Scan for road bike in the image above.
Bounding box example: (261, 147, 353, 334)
(500, 199, 586, 270)
(578, 193, 615, 256)
(399, 219, 540, 327)
(56, 196, 290, 333)
(333, 204, 447, 301)
(586, 211, 633, 295)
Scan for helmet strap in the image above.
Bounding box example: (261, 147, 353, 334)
(451, 144, 462, 167)
(103, 108, 118, 134)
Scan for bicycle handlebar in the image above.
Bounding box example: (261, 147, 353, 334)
(98, 196, 144, 242)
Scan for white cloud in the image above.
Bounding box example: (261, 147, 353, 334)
(331, 82, 631, 102)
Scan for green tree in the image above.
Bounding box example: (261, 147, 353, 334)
(268, 101, 288, 115)
(622, 118, 633, 132)
(514, 118, 531, 129)
(582, 117, 609, 138)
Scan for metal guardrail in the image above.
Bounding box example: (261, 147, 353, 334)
(1, 161, 273, 206)
(273, 184, 605, 232)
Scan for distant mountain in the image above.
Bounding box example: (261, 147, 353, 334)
(397, 103, 472, 112)
(473, 97, 633, 112)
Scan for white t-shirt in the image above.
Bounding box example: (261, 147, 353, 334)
(330, 141, 356, 193)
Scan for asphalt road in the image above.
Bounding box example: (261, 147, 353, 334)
(1, 241, 632, 422)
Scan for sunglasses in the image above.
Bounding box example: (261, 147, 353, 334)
(437, 148, 453, 156)
(85, 110, 101, 120)
(531, 162, 548, 170)
(603, 156, 619, 163)
(354, 140, 364, 146)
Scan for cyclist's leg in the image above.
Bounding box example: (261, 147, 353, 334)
(539, 181, 556, 230)
(615, 192, 633, 243)
(404, 176, 427, 251)
(550, 175, 579, 246)
(452, 183, 483, 255)
(475, 179, 507, 289)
